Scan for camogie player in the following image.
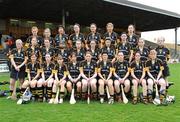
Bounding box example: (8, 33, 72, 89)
(8, 39, 28, 100)
(127, 24, 139, 51)
(156, 37, 170, 86)
(41, 39, 55, 63)
(116, 32, 133, 63)
(26, 26, 43, 47)
(80, 51, 98, 100)
(19, 53, 41, 101)
(86, 23, 101, 49)
(40, 53, 55, 102)
(42, 28, 54, 47)
(69, 23, 85, 48)
(113, 52, 131, 102)
(100, 38, 116, 63)
(26, 37, 41, 63)
(50, 55, 67, 104)
(89, 40, 100, 62)
(103, 22, 119, 47)
(98, 51, 114, 104)
(72, 40, 85, 62)
(134, 38, 149, 64)
(67, 52, 82, 100)
(54, 25, 68, 48)
(146, 50, 166, 102)
(130, 52, 148, 104)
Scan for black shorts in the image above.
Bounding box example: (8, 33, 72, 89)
(10, 66, 26, 80)
(163, 63, 170, 77)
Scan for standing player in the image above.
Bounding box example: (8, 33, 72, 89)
(127, 24, 139, 51)
(130, 52, 147, 104)
(89, 40, 100, 62)
(26, 37, 41, 63)
(50, 55, 67, 104)
(41, 39, 55, 63)
(134, 38, 149, 64)
(56, 42, 70, 64)
(113, 52, 130, 102)
(146, 50, 166, 103)
(116, 32, 133, 63)
(69, 23, 85, 48)
(9, 39, 28, 100)
(86, 23, 101, 49)
(26, 26, 43, 47)
(80, 51, 97, 100)
(72, 40, 85, 62)
(67, 52, 82, 100)
(156, 37, 170, 86)
(42, 28, 54, 47)
(103, 23, 119, 47)
(54, 25, 68, 48)
(100, 38, 116, 63)
(98, 51, 114, 104)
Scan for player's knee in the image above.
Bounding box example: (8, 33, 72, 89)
(132, 79, 138, 86)
(124, 80, 130, 87)
(147, 79, 153, 86)
(141, 79, 147, 87)
(108, 79, 113, 86)
(66, 82, 72, 88)
(114, 80, 119, 86)
(98, 79, 104, 86)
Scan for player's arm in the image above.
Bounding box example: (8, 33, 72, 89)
(32, 68, 41, 81)
(146, 67, 155, 81)
(107, 67, 113, 80)
(122, 67, 130, 81)
(140, 67, 146, 80)
(9, 54, 17, 69)
(113, 67, 121, 80)
(131, 67, 139, 81)
(98, 67, 105, 80)
(60, 70, 67, 82)
(129, 49, 133, 63)
(17, 56, 28, 69)
(156, 64, 164, 81)
(80, 66, 88, 80)
(90, 67, 97, 80)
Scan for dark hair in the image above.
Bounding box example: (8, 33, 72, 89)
(74, 23, 80, 28)
(58, 25, 65, 30)
(90, 23, 97, 27)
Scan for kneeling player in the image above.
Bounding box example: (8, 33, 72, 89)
(130, 52, 147, 104)
(98, 51, 114, 104)
(80, 51, 97, 101)
(113, 52, 130, 102)
(50, 55, 67, 104)
(146, 50, 166, 103)
(67, 52, 81, 100)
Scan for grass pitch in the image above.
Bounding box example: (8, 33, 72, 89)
(0, 63, 180, 122)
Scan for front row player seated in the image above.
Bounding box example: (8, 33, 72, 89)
(80, 51, 97, 99)
(19, 53, 40, 101)
(49, 55, 67, 104)
(98, 51, 114, 104)
(113, 52, 131, 102)
(130, 52, 147, 104)
(146, 49, 166, 103)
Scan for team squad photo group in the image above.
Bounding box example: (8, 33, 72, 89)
(7, 22, 171, 105)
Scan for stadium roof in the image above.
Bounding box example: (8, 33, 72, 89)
(1, 0, 180, 31)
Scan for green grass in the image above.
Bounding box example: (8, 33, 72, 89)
(0, 64, 180, 122)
